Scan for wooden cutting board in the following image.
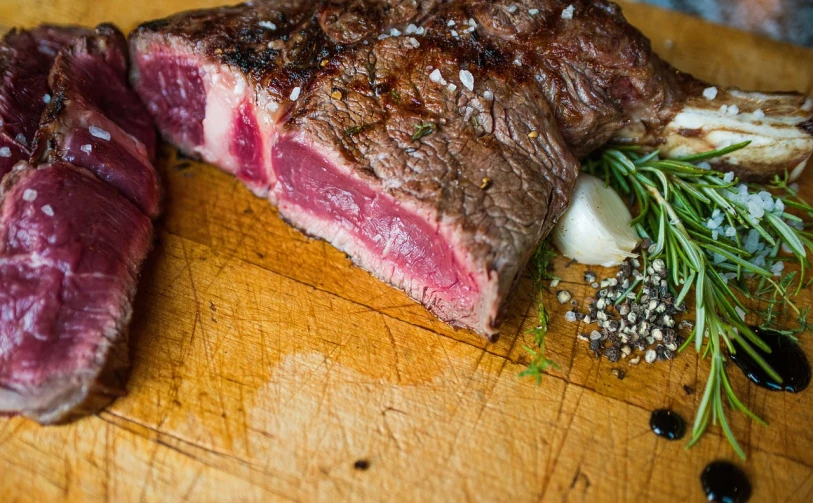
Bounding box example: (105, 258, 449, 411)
(1, 1, 812, 501)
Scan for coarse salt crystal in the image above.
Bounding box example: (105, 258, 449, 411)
(415, 27, 426, 36)
(81, 144, 92, 154)
(706, 218, 719, 230)
(405, 37, 420, 49)
(753, 108, 765, 118)
(803, 97, 813, 112)
(561, 4, 575, 19)
(719, 104, 728, 114)
(774, 198, 785, 214)
(15, 133, 27, 146)
(0, 146, 10, 158)
(723, 171, 734, 183)
(22, 189, 37, 202)
(447, 83, 457, 92)
(41, 204, 54, 217)
(447, 19, 456, 27)
(529, 9, 539, 16)
(390, 28, 401, 37)
(725, 226, 736, 237)
(744, 229, 760, 254)
(483, 90, 494, 101)
(42, 94, 51, 104)
(513, 57, 522, 66)
(564, 311, 577, 322)
(378, 34, 389, 40)
(468, 18, 477, 27)
(450, 29, 459, 38)
(405, 23, 418, 35)
(507, 4, 518, 13)
(89, 126, 111, 141)
(459, 70, 474, 91)
(429, 69, 446, 85)
(735, 307, 746, 321)
(258, 21, 277, 30)
(289, 86, 301, 101)
(703, 86, 718, 100)
(771, 261, 785, 277)
(720, 272, 736, 284)
(727, 104, 739, 115)
(748, 198, 765, 219)
(697, 161, 711, 170)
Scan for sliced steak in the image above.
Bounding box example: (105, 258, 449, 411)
(131, 1, 578, 337)
(34, 24, 160, 217)
(0, 25, 89, 177)
(0, 25, 158, 424)
(0, 162, 153, 424)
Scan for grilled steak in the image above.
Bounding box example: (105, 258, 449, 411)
(0, 162, 153, 424)
(0, 25, 89, 177)
(131, 0, 578, 337)
(0, 25, 158, 424)
(130, 0, 813, 336)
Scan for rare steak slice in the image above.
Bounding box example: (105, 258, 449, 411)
(0, 162, 153, 424)
(34, 24, 160, 218)
(130, 0, 578, 337)
(0, 25, 89, 177)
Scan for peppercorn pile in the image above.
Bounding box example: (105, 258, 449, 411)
(557, 258, 693, 365)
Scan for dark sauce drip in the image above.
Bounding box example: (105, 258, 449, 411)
(701, 461, 752, 503)
(730, 327, 811, 393)
(649, 409, 685, 440)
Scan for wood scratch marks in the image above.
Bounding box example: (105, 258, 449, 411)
(381, 316, 403, 384)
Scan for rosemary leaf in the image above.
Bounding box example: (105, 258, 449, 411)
(412, 122, 436, 141)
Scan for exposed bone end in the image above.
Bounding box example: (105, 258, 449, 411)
(616, 90, 813, 182)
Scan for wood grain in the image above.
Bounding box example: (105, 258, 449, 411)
(1, 1, 813, 501)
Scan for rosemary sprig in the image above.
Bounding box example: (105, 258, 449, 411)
(584, 142, 811, 459)
(519, 241, 560, 384)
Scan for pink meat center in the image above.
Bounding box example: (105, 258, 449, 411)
(272, 138, 479, 308)
(134, 53, 481, 316)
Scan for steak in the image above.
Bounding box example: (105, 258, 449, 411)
(0, 25, 89, 178)
(0, 162, 153, 424)
(130, 0, 813, 337)
(0, 25, 158, 424)
(34, 24, 160, 217)
(131, 0, 578, 337)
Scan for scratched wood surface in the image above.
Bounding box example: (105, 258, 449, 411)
(1, 1, 813, 501)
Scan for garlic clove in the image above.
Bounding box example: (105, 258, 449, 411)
(552, 173, 641, 267)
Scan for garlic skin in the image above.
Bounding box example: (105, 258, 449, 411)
(552, 173, 641, 267)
